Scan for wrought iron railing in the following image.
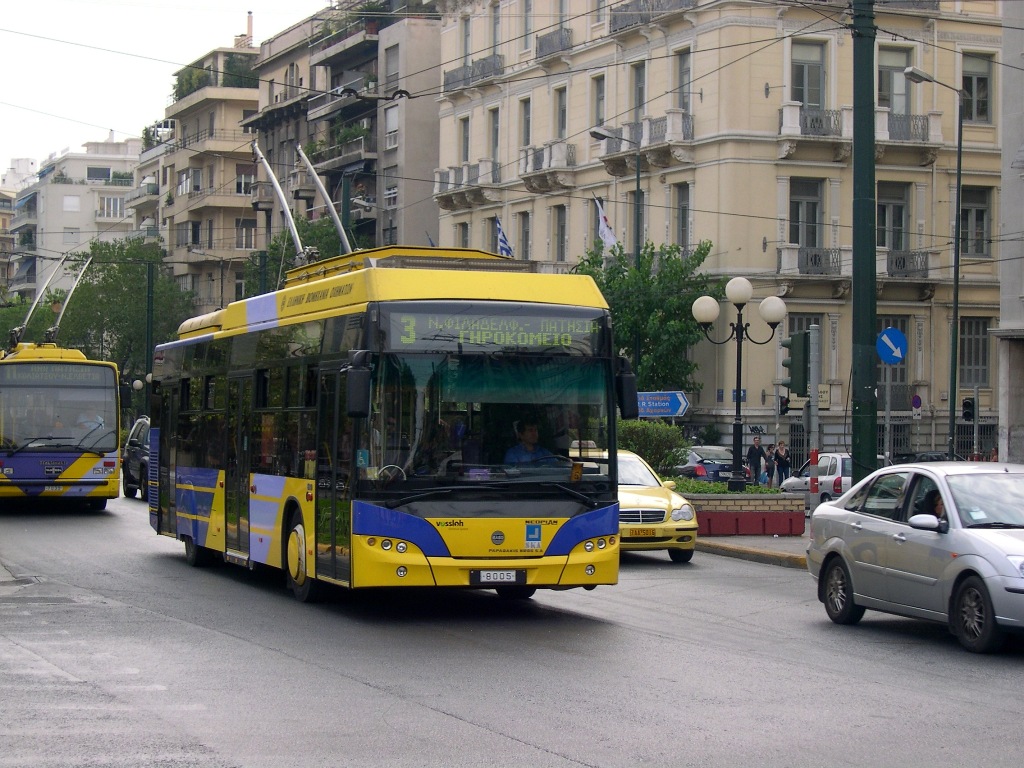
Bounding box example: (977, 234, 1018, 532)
(888, 113, 929, 142)
(537, 28, 572, 59)
(800, 108, 842, 137)
(798, 246, 842, 275)
(887, 250, 929, 278)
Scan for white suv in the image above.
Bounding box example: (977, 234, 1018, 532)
(781, 452, 890, 504)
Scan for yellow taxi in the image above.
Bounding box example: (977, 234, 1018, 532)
(616, 450, 699, 563)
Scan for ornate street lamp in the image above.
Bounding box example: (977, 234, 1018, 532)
(693, 277, 787, 491)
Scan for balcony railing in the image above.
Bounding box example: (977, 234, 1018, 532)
(471, 54, 504, 83)
(886, 250, 929, 278)
(609, 0, 695, 32)
(887, 113, 929, 142)
(443, 64, 473, 92)
(126, 183, 160, 204)
(798, 247, 842, 275)
(537, 28, 572, 59)
(799, 108, 842, 137)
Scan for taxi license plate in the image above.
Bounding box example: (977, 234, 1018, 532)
(471, 569, 525, 585)
(630, 528, 656, 537)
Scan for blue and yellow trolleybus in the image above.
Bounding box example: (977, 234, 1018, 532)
(0, 343, 121, 509)
(150, 246, 638, 600)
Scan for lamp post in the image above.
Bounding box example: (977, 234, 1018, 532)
(692, 278, 787, 491)
(590, 124, 643, 373)
(904, 65, 964, 460)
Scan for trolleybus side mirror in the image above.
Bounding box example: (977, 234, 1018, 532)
(616, 356, 639, 420)
(347, 350, 371, 418)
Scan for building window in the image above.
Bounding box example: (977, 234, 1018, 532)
(674, 183, 690, 248)
(631, 61, 646, 123)
(489, 108, 500, 160)
(384, 45, 400, 89)
(522, 0, 532, 49)
(962, 54, 991, 123)
(960, 317, 990, 387)
(788, 313, 824, 394)
(521, 98, 531, 146)
(876, 315, 910, 387)
(554, 87, 567, 139)
(491, 3, 500, 49)
(459, 116, 470, 163)
(242, 110, 256, 133)
(63, 195, 81, 212)
(63, 228, 80, 245)
(456, 222, 470, 248)
(595, 0, 606, 23)
(792, 41, 825, 109)
(98, 196, 124, 219)
(190, 221, 201, 245)
(234, 271, 245, 301)
(677, 50, 692, 111)
(175, 223, 190, 248)
(207, 220, 214, 248)
(461, 16, 471, 64)
(553, 205, 567, 261)
(876, 182, 908, 250)
(488, 217, 500, 254)
(877, 48, 910, 115)
(176, 274, 195, 293)
(960, 187, 990, 257)
(235, 218, 256, 249)
(383, 219, 398, 246)
(236, 163, 255, 195)
(87, 166, 111, 182)
(593, 75, 605, 127)
(789, 178, 823, 247)
(385, 105, 399, 150)
(383, 165, 398, 208)
(518, 211, 531, 261)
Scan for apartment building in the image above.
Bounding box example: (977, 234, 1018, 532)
(10, 134, 141, 300)
(244, 2, 442, 255)
(145, 42, 263, 316)
(0, 190, 13, 296)
(434, 0, 1002, 461)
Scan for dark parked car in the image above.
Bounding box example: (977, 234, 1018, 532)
(122, 415, 150, 499)
(674, 445, 749, 482)
(893, 451, 967, 463)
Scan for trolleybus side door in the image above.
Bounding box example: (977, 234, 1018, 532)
(225, 377, 252, 556)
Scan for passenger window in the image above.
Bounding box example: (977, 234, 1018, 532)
(860, 472, 908, 520)
(904, 477, 939, 521)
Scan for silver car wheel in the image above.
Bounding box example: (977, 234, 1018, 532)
(953, 576, 1004, 653)
(823, 558, 865, 625)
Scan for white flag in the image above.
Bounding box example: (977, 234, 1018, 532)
(594, 197, 618, 250)
(495, 217, 514, 258)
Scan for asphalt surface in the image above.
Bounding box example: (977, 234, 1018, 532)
(0, 530, 811, 587)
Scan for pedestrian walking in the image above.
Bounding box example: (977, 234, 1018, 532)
(764, 444, 776, 488)
(774, 441, 792, 483)
(746, 436, 767, 486)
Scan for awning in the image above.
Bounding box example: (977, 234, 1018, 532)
(13, 190, 36, 209)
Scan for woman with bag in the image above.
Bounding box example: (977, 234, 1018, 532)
(774, 441, 792, 483)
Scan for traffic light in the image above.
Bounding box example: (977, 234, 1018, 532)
(781, 330, 809, 397)
(962, 397, 975, 422)
(779, 396, 790, 415)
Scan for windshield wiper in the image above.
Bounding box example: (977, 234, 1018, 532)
(539, 482, 600, 508)
(965, 521, 1024, 529)
(8, 435, 74, 456)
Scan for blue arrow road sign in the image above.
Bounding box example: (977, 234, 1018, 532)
(876, 327, 908, 366)
(637, 391, 690, 418)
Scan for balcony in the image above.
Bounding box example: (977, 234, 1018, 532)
(885, 249, 932, 278)
(433, 160, 503, 211)
(310, 20, 379, 69)
(306, 76, 370, 123)
(250, 181, 276, 211)
(778, 104, 939, 163)
(443, 55, 504, 94)
(536, 28, 571, 62)
(519, 141, 577, 193)
(777, 244, 848, 278)
(309, 133, 378, 174)
(609, 0, 695, 34)
(126, 182, 160, 209)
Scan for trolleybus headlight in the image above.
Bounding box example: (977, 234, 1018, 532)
(609, 536, 616, 545)
(597, 538, 606, 549)
(367, 537, 377, 547)
(585, 565, 596, 576)
(381, 539, 393, 551)
(396, 566, 408, 577)
(396, 541, 407, 553)
(584, 540, 595, 552)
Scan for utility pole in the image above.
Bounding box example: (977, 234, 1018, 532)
(850, 0, 878, 483)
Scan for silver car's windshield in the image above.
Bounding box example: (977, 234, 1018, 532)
(947, 473, 1024, 526)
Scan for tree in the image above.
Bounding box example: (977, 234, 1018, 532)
(575, 240, 725, 393)
(245, 216, 346, 296)
(54, 238, 196, 382)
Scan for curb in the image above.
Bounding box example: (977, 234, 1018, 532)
(696, 540, 807, 570)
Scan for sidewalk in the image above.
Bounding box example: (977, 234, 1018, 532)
(696, 529, 809, 570)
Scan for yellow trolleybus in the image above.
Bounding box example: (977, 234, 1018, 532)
(149, 246, 638, 600)
(0, 343, 121, 509)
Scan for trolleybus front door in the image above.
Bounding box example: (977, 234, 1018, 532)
(316, 370, 352, 583)
(225, 378, 252, 556)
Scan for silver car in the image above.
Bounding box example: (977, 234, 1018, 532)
(807, 462, 1024, 653)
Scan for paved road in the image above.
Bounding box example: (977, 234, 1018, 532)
(1, 496, 1021, 768)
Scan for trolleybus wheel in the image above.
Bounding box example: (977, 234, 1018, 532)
(183, 535, 214, 567)
(285, 513, 321, 603)
(496, 586, 536, 600)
